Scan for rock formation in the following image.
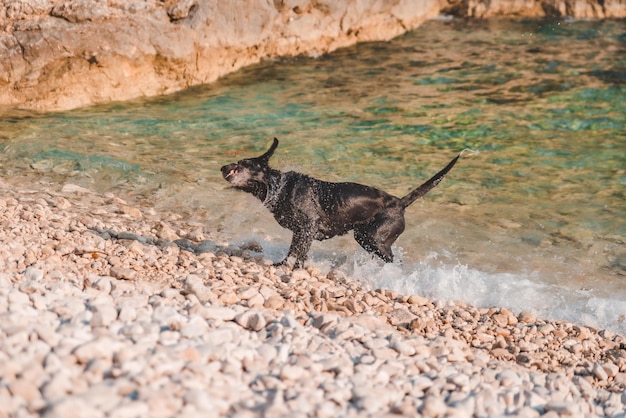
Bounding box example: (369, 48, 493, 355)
(0, 0, 624, 112)
(443, 0, 626, 18)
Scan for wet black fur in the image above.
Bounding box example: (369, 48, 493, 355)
(221, 138, 459, 268)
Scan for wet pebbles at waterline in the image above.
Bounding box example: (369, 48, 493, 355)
(1, 180, 625, 417)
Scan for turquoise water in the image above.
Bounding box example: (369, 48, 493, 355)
(1, 18, 625, 333)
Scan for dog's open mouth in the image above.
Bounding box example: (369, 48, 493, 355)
(223, 168, 238, 180)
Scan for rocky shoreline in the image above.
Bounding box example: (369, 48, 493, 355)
(2, 0, 625, 112)
(1, 180, 625, 417)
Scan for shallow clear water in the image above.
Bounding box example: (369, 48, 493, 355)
(1, 18, 625, 333)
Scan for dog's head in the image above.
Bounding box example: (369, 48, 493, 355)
(221, 138, 279, 194)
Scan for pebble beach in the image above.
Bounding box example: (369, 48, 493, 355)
(1, 179, 625, 418)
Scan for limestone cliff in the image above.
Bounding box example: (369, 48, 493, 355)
(0, 0, 623, 112)
(442, 0, 626, 18)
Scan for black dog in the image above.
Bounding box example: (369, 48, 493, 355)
(221, 138, 459, 268)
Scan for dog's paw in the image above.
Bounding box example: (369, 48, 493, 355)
(273, 256, 308, 270)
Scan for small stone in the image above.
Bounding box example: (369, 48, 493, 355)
(43, 396, 105, 418)
(350, 314, 395, 333)
(73, 337, 115, 364)
(61, 184, 91, 194)
(180, 316, 209, 339)
(235, 311, 267, 331)
(518, 311, 536, 323)
(118, 306, 137, 322)
(390, 340, 416, 356)
(516, 406, 541, 418)
(544, 401, 577, 415)
(119, 206, 142, 219)
(93, 277, 112, 294)
(145, 391, 183, 418)
(117, 232, 146, 243)
(200, 306, 237, 321)
(311, 313, 339, 330)
(79, 384, 121, 414)
(156, 222, 179, 240)
(449, 373, 470, 388)
(218, 292, 238, 304)
(279, 364, 307, 381)
(498, 370, 521, 387)
(539, 323, 555, 335)
(492, 314, 509, 327)
(35, 325, 61, 347)
(196, 241, 217, 254)
(326, 269, 347, 282)
(90, 303, 118, 327)
(167, 0, 198, 21)
(41, 370, 73, 399)
(49, 196, 72, 209)
(110, 267, 137, 281)
(159, 330, 180, 345)
(184, 276, 214, 302)
(8, 288, 30, 305)
(9, 378, 41, 403)
(615, 373, 626, 387)
(407, 294, 429, 306)
(353, 386, 389, 414)
(602, 362, 619, 378)
(246, 292, 265, 308)
(238, 286, 259, 300)
(264, 295, 284, 310)
(388, 308, 417, 326)
(290, 269, 310, 281)
(421, 395, 447, 417)
(109, 401, 150, 418)
(181, 228, 202, 243)
(24, 267, 44, 283)
(592, 363, 608, 381)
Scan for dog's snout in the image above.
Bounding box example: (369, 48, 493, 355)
(221, 164, 236, 179)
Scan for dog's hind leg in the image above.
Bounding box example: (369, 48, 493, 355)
(354, 213, 405, 263)
(354, 228, 391, 262)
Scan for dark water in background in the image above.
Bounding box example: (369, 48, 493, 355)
(1, 18, 625, 333)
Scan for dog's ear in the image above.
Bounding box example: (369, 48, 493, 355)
(257, 137, 279, 164)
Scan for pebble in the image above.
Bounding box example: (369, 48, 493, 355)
(593, 363, 609, 381)
(201, 306, 238, 321)
(183, 275, 214, 302)
(235, 310, 267, 331)
(43, 396, 106, 418)
(73, 338, 116, 364)
(110, 266, 137, 280)
(0, 184, 624, 418)
(421, 395, 447, 417)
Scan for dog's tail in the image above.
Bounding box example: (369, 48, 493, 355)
(400, 154, 460, 208)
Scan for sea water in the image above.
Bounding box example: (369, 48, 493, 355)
(1, 18, 625, 333)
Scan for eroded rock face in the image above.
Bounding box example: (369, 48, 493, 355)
(442, 0, 626, 18)
(0, 0, 623, 112)
(0, 0, 442, 111)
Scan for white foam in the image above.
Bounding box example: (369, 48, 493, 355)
(346, 251, 626, 335)
(236, 237, 626, 335)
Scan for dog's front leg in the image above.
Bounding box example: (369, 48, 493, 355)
(275, 228, 313, 269)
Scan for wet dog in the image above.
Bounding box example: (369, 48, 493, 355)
(221, 138, 459, 268)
